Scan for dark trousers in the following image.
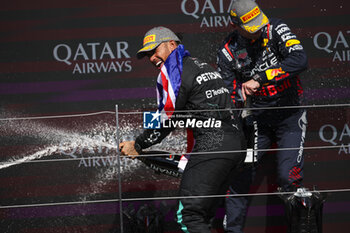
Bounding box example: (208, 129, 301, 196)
(177, 131, 246, 233)
(225, 109, 307, 233)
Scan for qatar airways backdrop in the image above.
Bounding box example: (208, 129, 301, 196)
(0, 0, 349, 233)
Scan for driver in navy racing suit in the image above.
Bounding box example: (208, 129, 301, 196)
(216, 0, 308, 232)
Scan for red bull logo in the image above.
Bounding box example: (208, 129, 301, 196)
(266, 67, 285, 80)
(255, 78, 291, 97)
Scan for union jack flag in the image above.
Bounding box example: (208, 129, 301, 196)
(156, 44, 189, 119)
(155, 45, 194, 166)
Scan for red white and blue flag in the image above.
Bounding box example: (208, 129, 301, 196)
(156, 44, 190, 119)
(155, 45, 193, 170)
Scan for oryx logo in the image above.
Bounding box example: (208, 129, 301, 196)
(143, 111, 161, 129)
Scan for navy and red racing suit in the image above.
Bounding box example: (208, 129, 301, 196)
(135, 55, 246, 233)
(216, 18, 308, 233)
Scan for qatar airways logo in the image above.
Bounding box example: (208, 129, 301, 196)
(58, 136, 120, 168)
(319, 123, 350, 155)
(181, 0, 235, 28)
(313, 30, 350, 62)
(53, 41, 132, 74)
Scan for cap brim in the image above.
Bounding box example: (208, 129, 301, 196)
(241, 13, 269, 34)
(136, 43, 158, 59)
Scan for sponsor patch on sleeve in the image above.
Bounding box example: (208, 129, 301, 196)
(285, 39, 300, 47)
